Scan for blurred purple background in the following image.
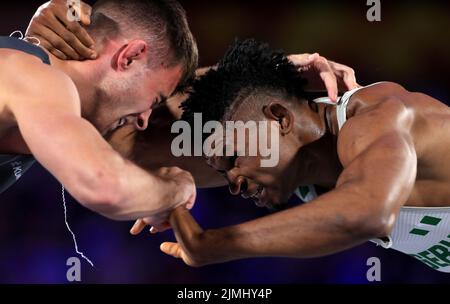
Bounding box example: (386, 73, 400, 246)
(0, 0, 449, 283)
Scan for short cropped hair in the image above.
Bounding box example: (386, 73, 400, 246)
(91, 0, 198, 92)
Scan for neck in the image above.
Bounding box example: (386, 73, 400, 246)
(295, 103, 343, 187)
(43, 49, 100, 117)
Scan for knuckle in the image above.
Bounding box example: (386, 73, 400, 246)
(39, 10, 50, 19)
(347, 68, 356, 76)
(157, 167, 170, 175)
(318, 56, 328, 64)
(316, 57, 328, 66)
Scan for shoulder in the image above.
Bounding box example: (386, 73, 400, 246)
(0, 49, 80, 113)
(0, 49, 74, 90)
(350, 82, 410, 108)
(337, 82, 415, 166)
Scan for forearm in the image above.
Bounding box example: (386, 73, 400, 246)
(16, 106, 180, 221)
(218, 128, 416, 260)
(201, 190, 384, 262)
(105, 162, 181, 220)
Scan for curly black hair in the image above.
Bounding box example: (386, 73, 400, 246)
(181, 39, 307, 124)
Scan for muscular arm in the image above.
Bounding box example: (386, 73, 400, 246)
(161, 98, 418, 266)
(0, 51, 194, 221)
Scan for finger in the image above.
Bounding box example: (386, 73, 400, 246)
(160, 242, 183, 259)
(56, 21, 96, 59)
(150, 221, 172, 234)
(321, 72, 339, 102)
(329, 61, 358, 90)
(185, 192, 196, 210)
(54, 14, 95, 53)
(288, 54, 310, 67)
(33, 22, 80, 60)
(47, 14, 96, 59)
(49, 0, 96, 50)
(130, 219, 147, 235)
(304, 53, 320, 67)
(80, 2, 93, 26)
(64, 19, 96, 52)
(288, 53, 318, 68)
(343, 72, 358, 91)
(314, 57, 338, 102)
(35, 36, 68, 60)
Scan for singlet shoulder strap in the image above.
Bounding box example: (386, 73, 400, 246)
(0, 36, 50, 65)
(313, 82, 389, 131)
(335, 87, 362, 130)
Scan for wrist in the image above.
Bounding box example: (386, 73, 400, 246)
(200, 227, 243, 264)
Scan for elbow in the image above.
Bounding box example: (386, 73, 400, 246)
(343, 204, 397, 240)
(360, 212, 396, 239)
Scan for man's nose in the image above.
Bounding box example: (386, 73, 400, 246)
(229, 176, 248, 196)
(134, 109, 153, 131)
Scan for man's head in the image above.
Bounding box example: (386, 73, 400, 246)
(182, 39, 325, 207)
(75, 0, 198, 134)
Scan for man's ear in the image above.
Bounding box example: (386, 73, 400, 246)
(116, 40, 148, 71)
(262, 102, 294, 135)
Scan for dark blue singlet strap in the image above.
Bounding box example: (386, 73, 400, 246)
(0, 36, 50, 65)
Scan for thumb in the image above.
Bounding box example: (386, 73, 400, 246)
(160, 242, 183, 259)
(80, 3, 92, 26)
